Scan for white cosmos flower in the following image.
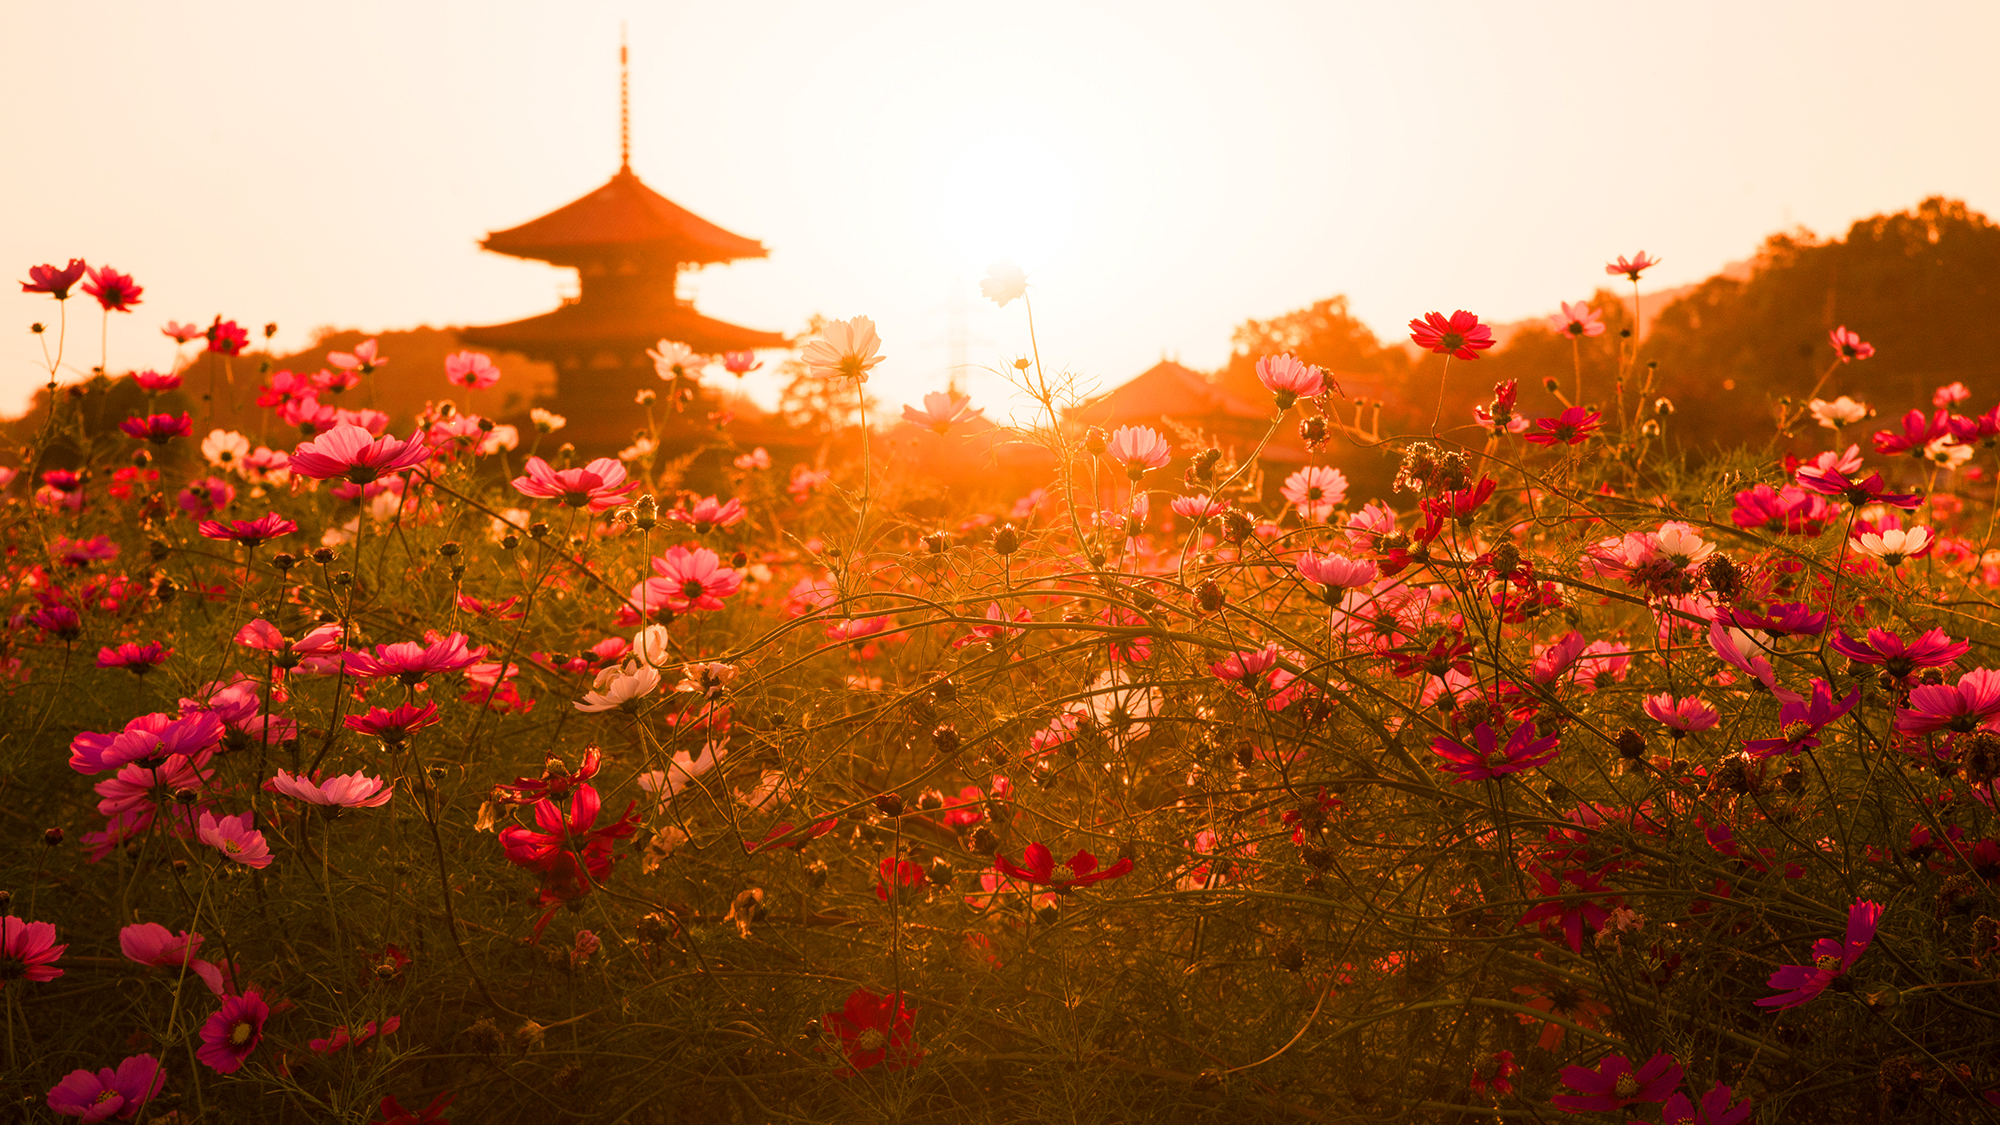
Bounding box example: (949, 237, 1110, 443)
(202, 429, 251, 474)
(736, 769, 793, 810)
(530, 407, 566, 433)
(980, 260, 1028, 307)
(1808, 396, 1870, 429)
(481, 424, 519, 454)
(647, 340, 708, 382)
(575, 662, 661, 712)
(1852, 526, 1932, 567)
(632, 625, 675, 668)
(1086, 668, 1162, 751)
(637, 740, 727, 810)
(1925, 436, 1974, 471)
(1654, 522, 1715, 568)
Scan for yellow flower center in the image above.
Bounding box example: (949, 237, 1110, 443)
(1614, 1073, 1639, 1098)
(856, 1028, 886, 1052)
(1815, 954, 1843, 972)
(1051, 863, 1076, 884)
(230, 1019, 255, 1046)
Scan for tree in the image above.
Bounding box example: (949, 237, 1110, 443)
(1215, 295, 1411, 409)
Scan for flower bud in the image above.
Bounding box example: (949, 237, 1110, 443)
(1196, 579, 1225, 613)
(992, 523, 1021, 556)
(632, 493, 659, 530)
(932, 724, 961, 756)
(1298, 416, 1328, 446)
(43, 827, 63, 846)
(272, 552, 298, 573)
(874, 792, 904, 817)
(528, 522, 549, 540)
(917, 789, 945, 813)
(437, 541, 461, 558)
(312, 547, 336, 565)
(1083, 426, 1108, 456)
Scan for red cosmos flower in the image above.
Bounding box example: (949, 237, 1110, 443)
(1408, 310, 1495, 360)
(118, 412, 193, 444)
(21, 259, 87, 298)
(1755, 898, 1883, 1009)
(1, 917, 67, 987)
(510, 456, 636, 511)
(257, 369, 316, 408)
(205, 318, 249, 356)
(874, 856, 927, 902)
(198, 513, 298, 547)
(1662, 1083, 1755, 1125)
(1872, 408, 1951, 457)
(82, 264, 143, 312)
(289, 423, 431, 484)
(1469, 1050, 1516, 1097)
(1519, 863, 1623, 952)
(344, 633, 485, 684)
(44, 1053, 165, 1121)
(1523, 406, 1602, 446)
(722, 350, 762, 374)
(1829, 325, 1874, 362)
(1606, 251, 1662, 281)
(196, 991, 268, 1073)
(994, 841, 1134, 892)
(97, 642, 172, 675)
(372, 1091, 454, 1125)
(1431, 720, 1560, 782)
(499, 784, 639, 937)
(822, 987, 922, 1073)
(132, 369, 182, 392)
(309, 1016, 401, 1055)
(1553, 1052, 1682, 1113)
(492, 748, 602, 804)
(667, 494, 747, 531)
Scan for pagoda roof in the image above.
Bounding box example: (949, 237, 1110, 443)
(481, 168, 769, 267)
(1071, 360, 1275, 423)
(460, 300, 788, 355)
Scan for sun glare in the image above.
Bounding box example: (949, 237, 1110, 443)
(936, 134, 1078, 273)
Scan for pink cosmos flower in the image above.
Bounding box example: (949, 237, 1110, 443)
(44, 1053, 164, 1122)
(1296, 551, 1376, 596)
(197, 810, 272, 869)
(1255, 353, 1327, 410)
(1830, 627, 1968, 681)
(1895, 667, 2000, 735)
(650, 546, 742, 611)
(21, 259, 88, 299)
(1169, 494, 1230, 519)
(1548, 300, 1605, 338)
(1408, 310, 1495, 360)
(97, 642, 172, 675)
(132, 369, 182, 392)
(198, 513, 298, 547)
(952, 603, 1032, 649)
(326, 338, 385, 374)
(667, 495, 747, 531)
(0, 917, 66, 986)
(510, 456, 636, 511)
(162, 321, 204, 344)
(176, 476, 235, 519)
(722, 350, 763, 374)
(1872, 408, 1951, 457)
(735, 447, 771, 471)
(1553, 1052, 1682, 1112)
(443, 350, 499, 389)
(70, 711, 222, 774)
(1106, 425, 1171, 478)
(901, 391, 984, 434)
(118, 412, 192, 444)
(205, 318, 249, 356)
(1606, 251, 1662, 281)
(1281, 465, 1348, 522)
(1755, 899, 1883, 1008)
(82, 265, 143, 312)
(290, 423, 431, 483)
(1829, 325, 1874, 362)
(1708, 622, 1804, 704)
(344, 633, 486, 683)
(1431, 721, 1560, 782)
(800, 316, 886, 382)
(1523, 406, 1602, 446)
(1643, 693, 1719, 736)
(119, 923, 204, 970)
(196, 991, 269, 1073)
(268, 769, 394, 809)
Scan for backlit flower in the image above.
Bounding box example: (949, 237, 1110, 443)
(133, 369, 182, 392)
(823, 987, 922, 1073)
(82, 265, 143, 312)
(1755, 898, 1882, 1008)
(530, 407, 566, 433)
(1644, 693, 1718, 735)
(1106, 425, 1170, 478)
(1829, 325, 1874, 362)
(205, 318, 249, 356)
(1809, 395, 1870, 429)
(1548, 300, 1604, 338)
(510, 456, 636, 511)
(196, 810, 272, 869)
(21, 259, 87, 299)
(995, 841, 1134, 891)
(646, 339, 707, 382)
(162, 321, 203, 344)
(1086, 668, 1160, 750)
(650, 546, 742, 611)
(1296, 551, 1376, 596)
(327, 338, 385, 374)
(443, 350, 499, 389)
(119, 412, 192, 444)
(198, 513, 298, 547)
(800, 316, 886, 382)
(980, 260, 1028, 307)
(343, 702, 441, 744)
(290, 423, 431, 484)
(196, 991, 268, 1073)
(1743, 678, 1858, 757)
(1851, 525, 1931, 566)
(1281, 465, 1348, 522)
(268, 769, 394, 809)
(722, 350, 763, 374)
(1408, 310, 1495, 360)
(1431, 721, 1560, 782)
(901, 390, 983, 434)
(97, 642, 172, 675)
(345, 633, 484, 683)
(1554, 1052, 1682, 1112)
(1169, 494, 1229, 519)
(1255, 353, 1326, 410)
(44, 1053, 163, 1122)
(667, 494, 747, 531)
(1894, 667, 2000, 735)
(575, 662, 662, 712)
(1524, 406, 1602, 446)
(1606, 251, 1661, 281)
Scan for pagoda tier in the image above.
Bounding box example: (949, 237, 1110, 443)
(481, 167, 769, 267)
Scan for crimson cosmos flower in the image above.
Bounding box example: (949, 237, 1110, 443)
(1407, 310, 1495, 360)
(1871, 408, 1951, 457)
(492, 747, 603, 804)
(44, 1053, 164, 1122)
(1662, 1083, 1755, 1125)
(118, 412, 192, 444)
(1523, 406, 1602, 446)
(132, 369, 182, 392)
(1755, 898, 1882, 1009)
(97, 642, 172, 675)
(372, 1091, 455, 1125)
(21, 259, 87, 298)
(1553, 1052, 1683, 1113)
(205, 318, 249, 356)
(1431, 720, 1560, 782)
(82, 265, 143, 312)
(874, 856, 927, 902)
(1, 917, 67, 987)
(510, 455, 637, 511)
(994, 841, 1133, 891)
(196, 991, 268, 1073)
(198, 513, 298, 547)
(822, 987, 922, 1073)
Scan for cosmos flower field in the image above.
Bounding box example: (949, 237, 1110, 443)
(5, 255, 2000, 1123)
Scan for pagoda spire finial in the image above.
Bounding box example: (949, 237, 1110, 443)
(618, 24, 631, 172)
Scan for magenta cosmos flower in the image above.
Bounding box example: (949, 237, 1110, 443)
(45, 1053, 164, 1122)
(1661, 1083, 1754, 1125)
(900, 390, 984, 434)
(1553, 1052, 1683, 1113)
(196, 810, 273, 869)
(196, 991, 269, 1073)
(1255, 353, 1327, 410)
(1281, 465, 1348, 522)
(1, 917, 67, 987)
(1755, 898, 1883, 1009)
(82, 265, 143, 313)
(344, 632, 485, 683)
(823, 987, 922, 1074)
(1643, 693, 1719, 737)
(667, 495, 747, 531)
(650, 546, 743, 612)
(1743, 678, 1858, 758)
(289, 423, 431, 484)
(511, 455, 637, 511)
(1106, 425, 1171, 478)
(69, 710, 222, 774)
(118, 413, 192, 445)
(97, 642, 172, 675)
(1548, 300, 1605, 339)
(343, 702, 442, 745)
(443, 350, 500, 388)
(994, 841, 1134, 891)
(21, 259, 88, 299)
(268, 769, 394, 809)
(1894, 667, 2000, 736)
(1431, 720, 1560, 782)
(1408, 310, 1495, 360)
(132, 369, 182, 392)
(1606, 251, 1662, 281)
(205, 318, 249, 356)
(1829, 325, 1874, 362)
(198, 513, 298, 547)
(1523, 406, 1602, 447)
(1831, 626, 1968, 682)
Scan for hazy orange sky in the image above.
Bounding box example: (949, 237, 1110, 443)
(5, 1, 1997, 420)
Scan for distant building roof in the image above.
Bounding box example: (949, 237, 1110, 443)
(1070, 360, 1309, 462)
(460, 299, 787, 355)
(480, 168, 770, 267)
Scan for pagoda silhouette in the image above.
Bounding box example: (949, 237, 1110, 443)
(460, 38, 785, 449)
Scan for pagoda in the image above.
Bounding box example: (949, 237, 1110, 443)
(460, 39, 785, 446)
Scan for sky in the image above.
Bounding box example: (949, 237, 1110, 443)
(5, 0, 1998, 421)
